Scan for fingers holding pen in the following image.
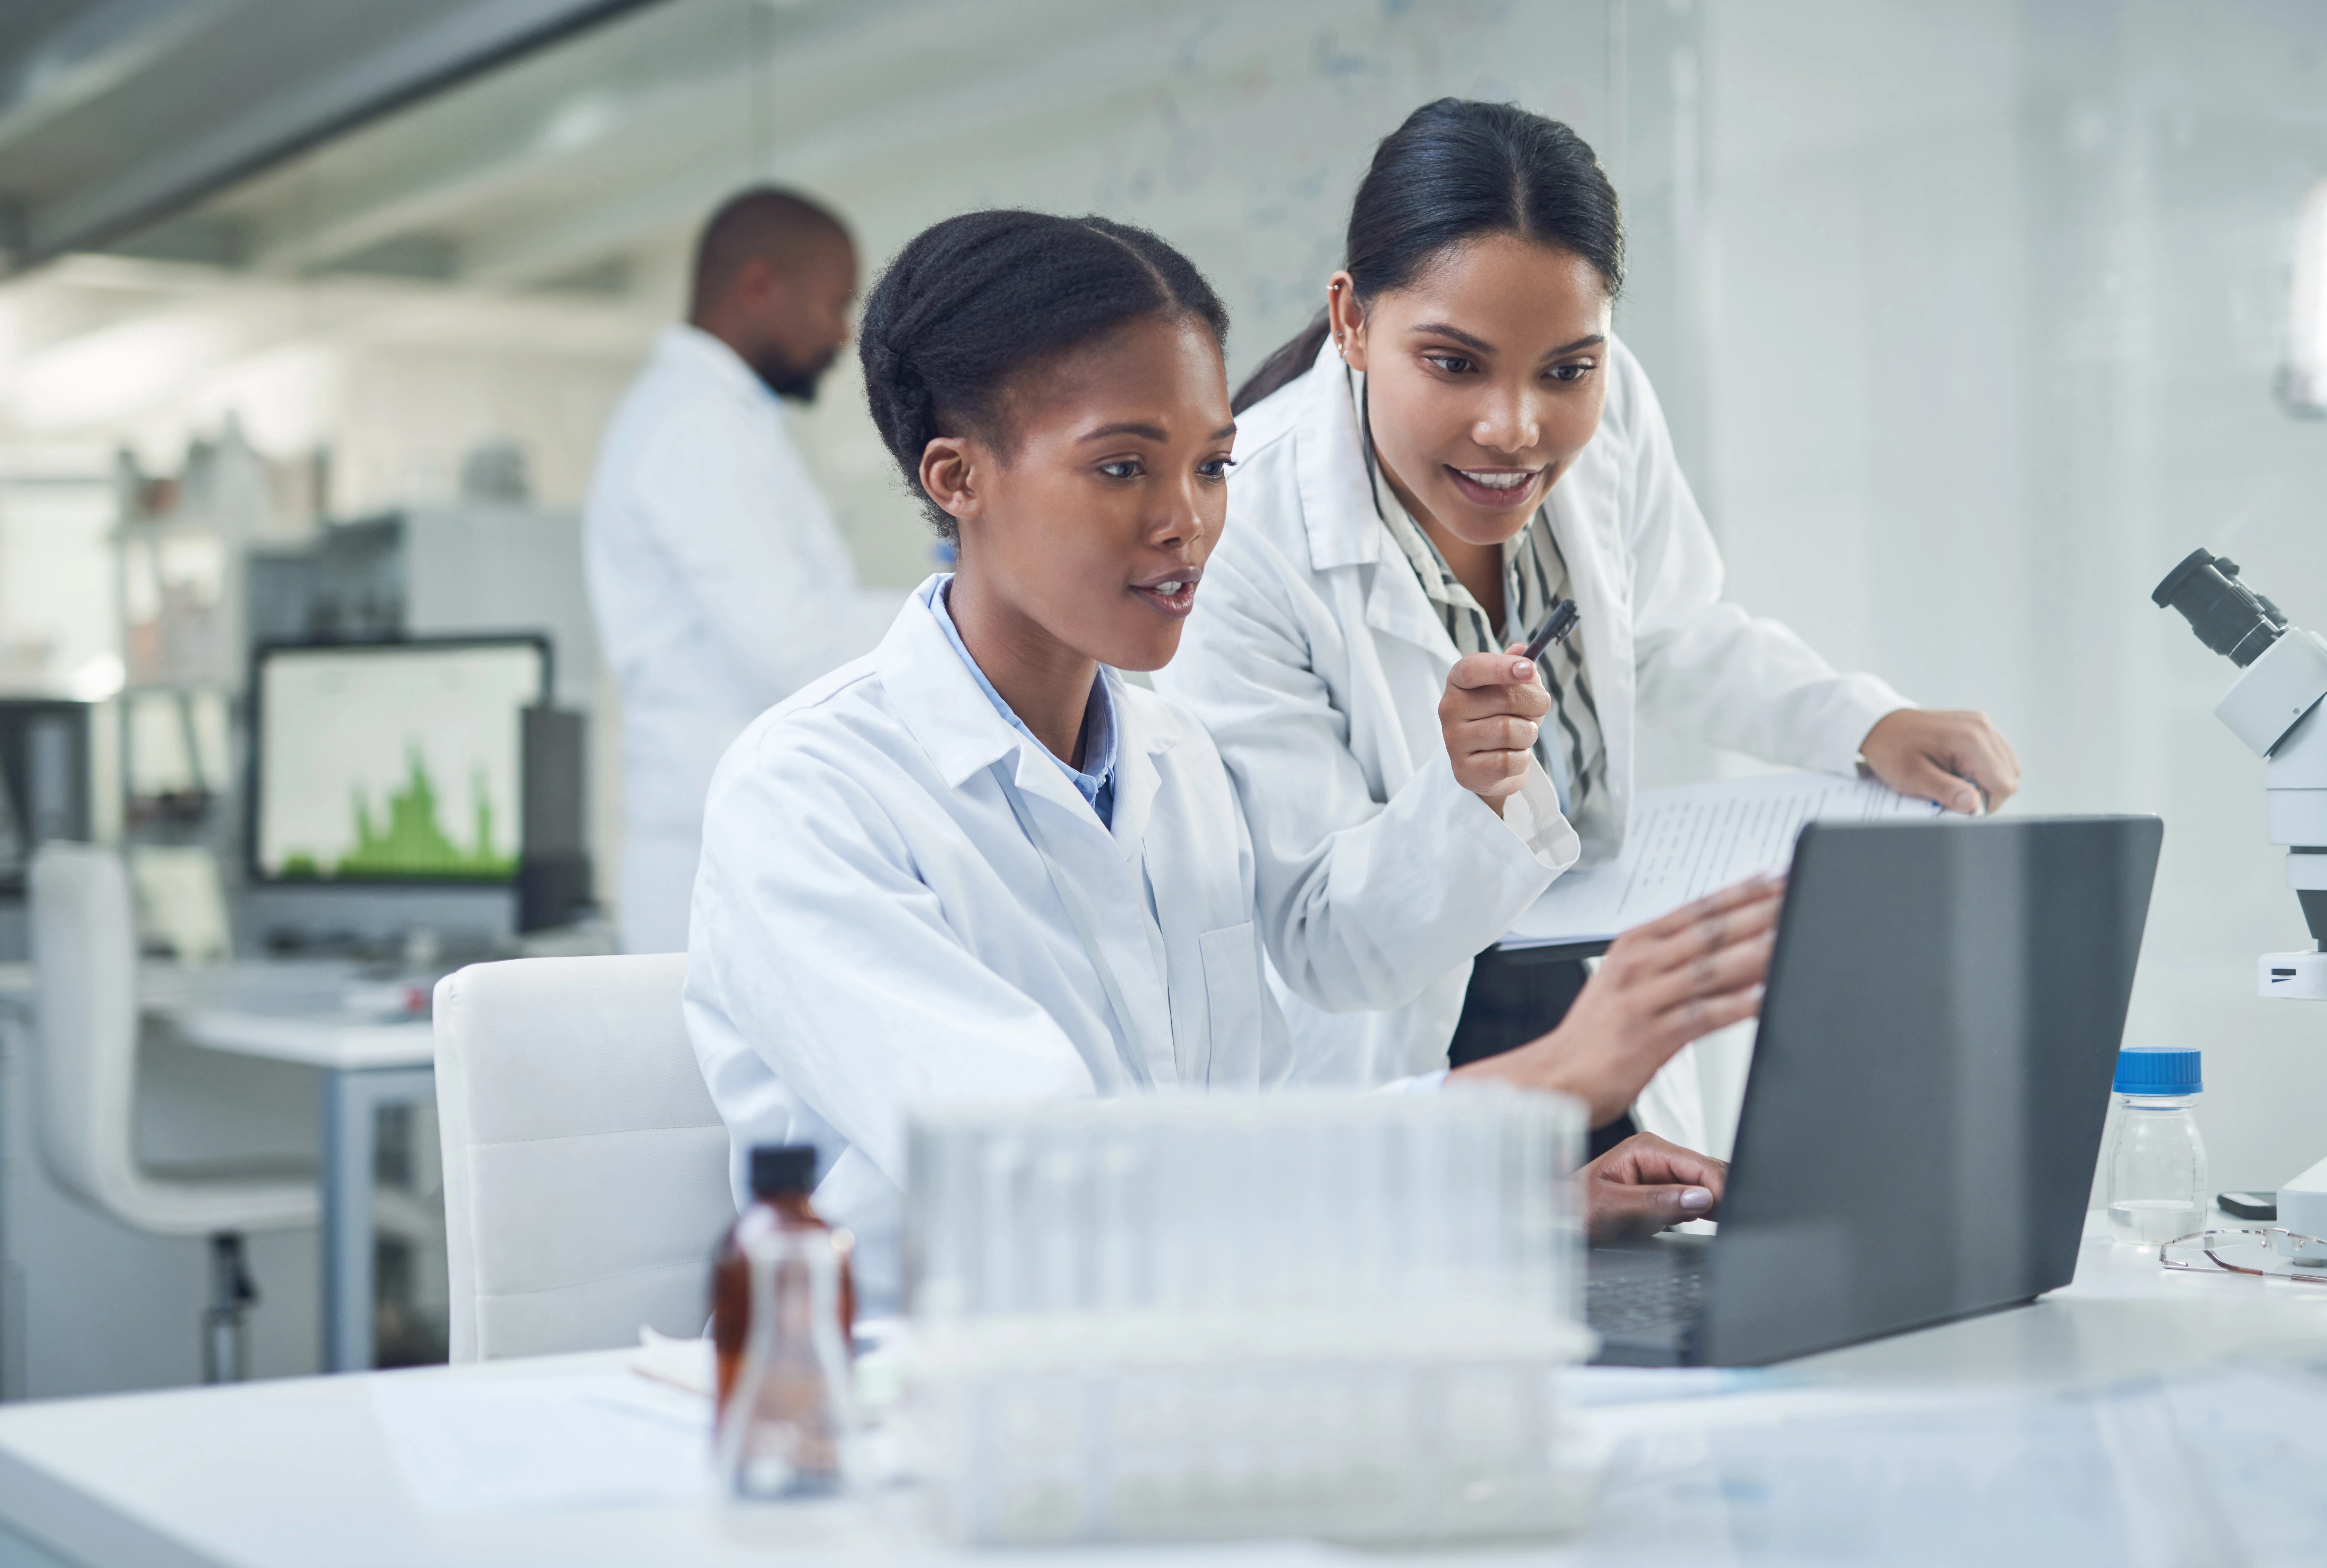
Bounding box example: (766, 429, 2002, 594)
(1440, 648, 1552, 806)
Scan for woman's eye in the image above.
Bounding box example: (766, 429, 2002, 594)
(1547, 360, 1598, 384)
(1198, 456, 1235, 480)
(1098, 459, 1144, 479)
(1424, 354, 1474, 375)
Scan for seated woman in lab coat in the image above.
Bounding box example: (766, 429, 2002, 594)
(684, 209, 1779, 1312)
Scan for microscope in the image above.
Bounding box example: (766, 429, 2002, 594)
(2152, 548, 2327, 1236)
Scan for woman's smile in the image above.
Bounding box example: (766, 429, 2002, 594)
(1445, 464, 1546, 510)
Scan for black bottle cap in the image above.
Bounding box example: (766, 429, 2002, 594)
(749, 1143, 818, 1198)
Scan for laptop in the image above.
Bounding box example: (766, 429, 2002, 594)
(1586, 814, 2163, 1367)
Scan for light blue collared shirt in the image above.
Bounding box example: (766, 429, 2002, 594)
(926, 575, 1118, 826)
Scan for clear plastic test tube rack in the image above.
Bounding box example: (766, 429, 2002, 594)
(896, 1087, 1590, 1545)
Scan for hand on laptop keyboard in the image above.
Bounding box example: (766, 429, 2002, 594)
(1581, 1132, 1726, 1242)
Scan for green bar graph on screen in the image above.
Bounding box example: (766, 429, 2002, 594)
(278, 745, 513, 880)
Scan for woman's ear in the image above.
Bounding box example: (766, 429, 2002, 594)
(1325, 271, 1369, 373)
(919, 435, 983, 526)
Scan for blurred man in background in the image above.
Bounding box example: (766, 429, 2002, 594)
(586, 187, 900, 953)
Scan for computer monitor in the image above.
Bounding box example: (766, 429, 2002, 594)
(250, 637, 549, 885)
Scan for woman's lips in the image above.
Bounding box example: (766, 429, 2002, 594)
(1130, 571, 1199, 619)
(1445, 464, 1545, 510)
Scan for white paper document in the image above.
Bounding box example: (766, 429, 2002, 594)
(370, 1372, 714, 1515)
(1501, 771, 1939, 951)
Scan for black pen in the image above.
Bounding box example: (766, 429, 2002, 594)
(1522, 598, 1581, 662)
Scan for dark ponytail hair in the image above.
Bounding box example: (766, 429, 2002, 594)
(1232, 99, 1623, 414)
(859, 210, 1230, 541)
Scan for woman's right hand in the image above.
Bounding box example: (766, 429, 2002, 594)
(1452, 873, 1785, 1125)
(1439, 648, 1552, 814)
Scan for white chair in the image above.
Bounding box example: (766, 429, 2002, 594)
(433, 952, 736, 1362)
(28, 843, 317, 1380)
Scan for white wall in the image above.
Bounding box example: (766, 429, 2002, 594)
(726, 0, 1624, 589)
(1698, 0, 2327, 1192)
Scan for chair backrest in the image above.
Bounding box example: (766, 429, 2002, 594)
(433, 952, 734, 1362)
(29, 843, 141, 1217)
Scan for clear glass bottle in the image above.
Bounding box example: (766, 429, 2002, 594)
(2104, 1047, 2208, 1245)
(712, 1145, 856, 1498)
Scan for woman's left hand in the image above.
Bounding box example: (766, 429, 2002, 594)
(1582, 1133, 1727, 1241)
(1860, 709, 2021, 815)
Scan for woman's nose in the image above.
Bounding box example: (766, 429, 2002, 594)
(1154, 476, 1208, 545)
(1472, 385, 1543, 454)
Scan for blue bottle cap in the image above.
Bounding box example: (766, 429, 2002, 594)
(2113, 1047, 2201, 1096)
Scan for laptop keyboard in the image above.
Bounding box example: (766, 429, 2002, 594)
(1586, 1267, 1706, 1338)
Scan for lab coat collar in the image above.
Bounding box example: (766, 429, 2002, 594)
(1285, 343, 1462, 663)
(878, 577, 1175, 822)
(1292, 336, 1386, 572)
(653, 323, 781, 409)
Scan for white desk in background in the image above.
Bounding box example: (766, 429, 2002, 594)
(0, 959, 435, 1376)
(0, 1223, 2320, 1568)
(154, 966, 436, 1377)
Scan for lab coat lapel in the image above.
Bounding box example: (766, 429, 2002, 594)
(1545, 478, 1635, 850)
(878, 583, 1020, 788)
(1104, 678, 1173, 869)
(1290, 345, 1460, 667)
(1102, 691, 1181, 1088)
(880, 593, 1178, 1089)
(1005, 742, 1179, 1092)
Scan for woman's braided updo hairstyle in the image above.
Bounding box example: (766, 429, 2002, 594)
(858, 209, 1231, 541)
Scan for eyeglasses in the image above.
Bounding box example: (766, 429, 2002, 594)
(2159, 1227, 2327, 1282)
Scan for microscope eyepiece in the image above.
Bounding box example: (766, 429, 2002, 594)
(2152, 547, 2289, 667)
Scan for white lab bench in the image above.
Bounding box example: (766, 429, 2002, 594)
(0, 1223, 2317, 1567)
(0, 959, 435, 1377)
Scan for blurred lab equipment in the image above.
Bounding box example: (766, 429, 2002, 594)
(0, 700, 93, 960)
(2149, 549, 2327, 994)
(240, 502, 605, 951)
(457, 440, 532, 506)
(126, 845, 233, 965)
(714, 1223, 855, 1500)
(1591, 815, 2162, 1366)
(28, 844, 314, 1382)
(2104, 1048, 2208, 1245)
(2148, 550, 2327, 1240)
(712, 1146, 854, 1408)
(898, 1089, 1589, 1545)
(432, 952, 730, 1363)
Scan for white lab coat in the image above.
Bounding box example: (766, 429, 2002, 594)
(684, 579, 1554, 1310)
(686, 582, 1302, 1312)
(584, 325, 901, 954)
(1154, 336, 1910, 1122)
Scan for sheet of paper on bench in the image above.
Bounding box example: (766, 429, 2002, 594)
(1500, 772, 1939, 950)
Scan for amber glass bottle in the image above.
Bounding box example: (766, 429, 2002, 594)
(711, 1144, 855, 1413)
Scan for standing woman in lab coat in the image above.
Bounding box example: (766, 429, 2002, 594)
(1155, 100, 2022, 1150)
(686, 208, 1781, 1310)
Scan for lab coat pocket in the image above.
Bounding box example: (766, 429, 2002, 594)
(1196, 922, 1265, 1087)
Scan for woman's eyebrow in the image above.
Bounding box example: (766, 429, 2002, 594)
(1079, 421, 1240, 443)
(1409, 321, 1494, 352)
(1405, 324, 1608, 361)
(1538, 333, 1607, 361)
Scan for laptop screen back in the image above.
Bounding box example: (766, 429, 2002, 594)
(1697, 815, 2162, 1366)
